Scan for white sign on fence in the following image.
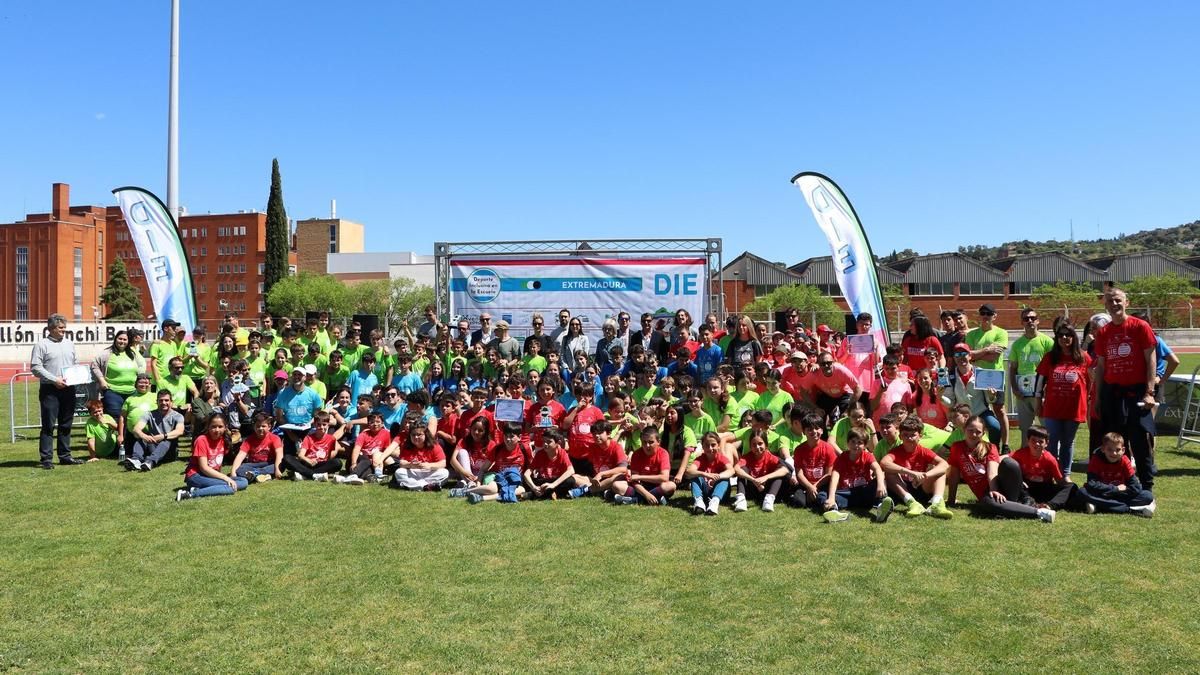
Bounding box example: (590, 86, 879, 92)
(0, 322, 162, 347)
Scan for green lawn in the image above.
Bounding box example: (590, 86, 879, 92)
(2, 387, 1200, 672)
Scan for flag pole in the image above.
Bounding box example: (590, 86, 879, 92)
(167, 0, 180, 222)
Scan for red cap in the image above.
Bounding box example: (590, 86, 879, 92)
(817, 324, 832, 333)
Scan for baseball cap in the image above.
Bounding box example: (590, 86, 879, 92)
(162, 319, 181, 328)
(273, 369, 289, 380)
(817, 324, 832, 333)
(302, 364, 318, 375)
(978, 303, 996, 315)
(953, 343, 971, 355)
(789, 351, 808, 361)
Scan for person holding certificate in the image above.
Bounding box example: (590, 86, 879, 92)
(30, 314, 85, 469)
(945, 343, 1008, 448)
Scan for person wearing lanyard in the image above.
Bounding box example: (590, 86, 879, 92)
(31, 314, 84, 469)
(1008, 308, 1054, 447)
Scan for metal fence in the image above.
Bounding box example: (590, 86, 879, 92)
(8, 372, 95, 443)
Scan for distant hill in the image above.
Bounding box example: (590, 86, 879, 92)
(879, 219, 1200, 263)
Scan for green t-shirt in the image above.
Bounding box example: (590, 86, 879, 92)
(732, 426, 791, 456)
(873, 436, 901, 461)
(104, 351, 142, 395)
(341, 344, 368, 372)
(774, 421, 808, 449)
(412, 357, 430, 377)
(965, 325, 1008, 370)
(308, 379, 328, 401)
(683, 411, 716, 438)
(245, 355, 269, 395)
(630, 385, 658, 407)
(754, 389, 794, 424)
(122, 392, 157, 425)
(86, 414, 119, 457)
(159, 375, 194, 408)
(324, 364, 351, 392)
(702, 397, 738, 429)
(181, 343, 212, 380)
(1010, 333, 1055, 378)
(148, 340, 182, 384)
(730, 389, 760, 418)
(522, 354, 547, 375)
(921, 423, 951, 450)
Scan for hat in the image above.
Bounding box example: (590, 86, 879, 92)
(817, 324, 832, 333)
(952, 343, 971, 355)
(978, 303, 996, 315)
(495, 320, 509, 329)
(303, 364, 318, 375)
(273, 369, 289, 380)
(230, 383, 250, 395)
(162, 319, 181, 328)
(789, 351, 808, 361)
(773, 344, 788, 353)
(1090, 312, 1112, 328)
(261, 330, 275, 339)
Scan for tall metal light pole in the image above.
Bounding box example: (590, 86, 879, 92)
(167, 0, 180, 221)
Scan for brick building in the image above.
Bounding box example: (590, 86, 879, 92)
(293, 217, 364, 274)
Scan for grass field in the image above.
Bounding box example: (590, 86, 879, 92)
(3, 386, 1200, 673)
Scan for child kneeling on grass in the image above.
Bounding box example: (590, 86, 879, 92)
(879, 416, 953, 519)
(608, 427, 676, 506)
(230, 412, 283, 483)
(946, 417, 1055, 523)
(282, 410, 341, 481)
(733, 429, 792, 513)
(818, 428, 893, 523)
(84, 399, 118, 462)
(1081, 433, 1156, 517)
(390, 422, 449, 491)
(523, 428, 577, 500)
(450, 423, 529, 504)
(686, 431, 735, 515)
(177, 413, 248, 501)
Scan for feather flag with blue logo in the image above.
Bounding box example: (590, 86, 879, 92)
(112, 186, 198, 335)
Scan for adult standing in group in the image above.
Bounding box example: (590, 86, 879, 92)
(614, 311, 633, 345)
(524, 313, 554, 357)
(91, 329, 146, 420)
(549, 309, 572, 343)
(631, 312, 669, 363)
(489, 320, 522, 365)
(669, 310, 697, 352)
(469, 313, 495, 348)
(900, 314, 943, 372)
(1008, 308, 1054, 446)
(147, 319, 183, 389)
(560, 317, 590, 363)
(965, 304, 1007, 371)
(937, 309, 966, 360)
(1093, 287, 1158, 491)
(837, 312, 880, 409)
(594, 318, 625, 367)
(31, 314, 84, 468)
(416, 305, 442, 341)
(1034, 322, 1091, 479)
(725, 316, 763, 367)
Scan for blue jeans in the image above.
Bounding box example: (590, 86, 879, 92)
(101, 389, 129, 419)
(235, 461, 276, 479)
(690, 477, 730, 502)
(1042, 418, 1080, 477)
(185, 473, 248, 498)
(979, 410, 1002, 445)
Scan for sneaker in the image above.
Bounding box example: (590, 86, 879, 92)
(567, 486, 589, 499)
(122, 458, 137, 471)
(904, 500, 927, 518)
(448, 487, 469, 498)
(653, 494, 668, 506)
(344, 475, 365, 486)
(255, 473, 273, 484)
(1084, 502, 1096, 515)
(928, 501, 953, 520)
(467, 493, 484, 504)
(762, 494, 776, 513)
(603, 489, 614, 501)
(706, 497, 720, 516)
(1132, 500, 1157, 518)
(312, 473, 329, 482)
(334, 474, 349, 484)
(292, 472, 307, 481)
(872, 496, 895, 523)
(1036, 507, 1056, 523)
(175, 488, 192, 502)
(733, 495, 747, 513)
(612, 494, 637, 505)
(692, 498, 705, 515)
(822, 509, 851, 523)
(140, 461, 152, 472)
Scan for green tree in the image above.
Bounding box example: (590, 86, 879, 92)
(347, 277, 435, 334)
(265, 273, 353, 319)
(1028, 281, 1102, 323)
(99, 258, 143, 320)
(743, 284, 843, 328)
(263, 158, 289, 296)
(1123, 272, 1197, 328)
(881, 283, 909, 332)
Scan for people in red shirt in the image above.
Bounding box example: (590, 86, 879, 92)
(733, 429, 792, 513)
(230, 412, 283, 483)
(450, 416, 495, 487)
(523, 428, 577, 500)
(880, 416, 952, 519)
(1093, 288, 1158, 491)
(562, 382, 605, 474)
(391, 424, 448, 491)
(900, 315, 944, 371)
(817, 427, 892, 522)
(609, 427, 676, 505)
(946, 417, 1055, 522)
(1008, 426, 1079, 510)
(455, 388, 498, 444)
(339, 412, 393, 484)
(283, 410, 341, 481)
(787, 413, 838, 509)
(685, 431, 735, 515)
(1080, 432, 1156, 516)
(587, 420, 629, 496)
(177, 413, 248, 501)
(1035, 323, 1092, 479)
(525, 378, 566, 449)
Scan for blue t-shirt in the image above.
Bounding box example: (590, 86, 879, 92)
(377, 402, 408, 429)
(1155, 336, 1174, 378)
(391, 371, 424, 395)
(274, 386, 323, 426)
(694, 344, 724, 382)
(347, 369, 379, 405)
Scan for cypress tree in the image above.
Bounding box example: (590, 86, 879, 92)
(100, 258, 143, 320)
(264, 158, 289, 296)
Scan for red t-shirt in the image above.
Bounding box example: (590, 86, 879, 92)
(566, 405, 605, 459)
(525, 399, 566, 447)
(354, 428, 392, 458)
(629, 446, 670, 476)
(833, 450, 875, 489)
(1088, 452, 1135, 486)
(1094, 317, 1155, 387)
(693, 452, 731, 474)
(793, 439, 838, 484)
(489, 441, 527, 471)
(301, 433, 337, 462)
(436, 412, 458, 439)
(739, 449, 782, 478)
(885, 444, 941, 481)
(530, 446, 572, 480)
(948, 440, 998, 499)
(1010, 447, 1063, 483)
(455, 407, 497, 443)
(802, 363, 858, 397)
(456, 438, 494, 473)
(589, 440, 628, 473)
(399, 443, 445, 465)
(1036, 353, 1092, 422)
(187, 433, 227, 478)
(900, 334, 943, 371)
(241, 432, 282, 464)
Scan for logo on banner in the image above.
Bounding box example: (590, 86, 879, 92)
(467, 268, 500, 304)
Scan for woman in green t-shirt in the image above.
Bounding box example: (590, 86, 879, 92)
(91, 330, 146, 418)
(119, 374, 157, 457)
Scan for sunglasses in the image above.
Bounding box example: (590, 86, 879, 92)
(1023, 316, 1039, 322)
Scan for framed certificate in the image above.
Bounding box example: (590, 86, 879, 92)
(494, 398, 526, 423)
(973, 368, 1005, 392)
(62, 364, 93, 387)
(847, 334, 875, 355)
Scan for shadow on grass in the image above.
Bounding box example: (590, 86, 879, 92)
(0, 459, 43, 468)
(1156, 467, 1200, 477)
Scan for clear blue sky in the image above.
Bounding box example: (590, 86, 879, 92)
(2, 1, 1197, 264)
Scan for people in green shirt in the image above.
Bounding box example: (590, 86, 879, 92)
(732, 410, 793, 459)
(730, 379, 759, 419)
(181, 327, 212, 381)
(774, 408, 808, 450)
(683, 394, 717, 438)
(1009, 308, 1056, 446)
(147, 319, 184, 387)
(964, 304, 1008, 370)
(341, 331, 367, 371)
(120, 374, 157, 455)
(324, 351, 351, 392)
(754, 372, 794, 424)
(85, 401, 119, 460)
(159, 357, 199, 411)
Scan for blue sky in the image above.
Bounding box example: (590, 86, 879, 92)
(2, 1, 1197, 265)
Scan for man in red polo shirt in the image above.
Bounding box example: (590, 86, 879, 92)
(1093, 287, 1158, 490)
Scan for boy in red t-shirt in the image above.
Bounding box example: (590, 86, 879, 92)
(609, 427, 676, 505)
(584, 420, 629, 498)
(685, 431, 735, 515)
(338, 412, 393, 484)
(562, 382, 604, 476)
(523, 428, 576, 500)
(230, 412, 284, 483)
(817, 428, 892, 523)
(283, 410, 341, 481)
(1008, 425, 1079, 510)
(879, 416, 952, 518)
(1081, 433, 1156, 517)
(458, 423, 529, 504)
(733, 429, 792, 513)
(787, 413, 838, 510)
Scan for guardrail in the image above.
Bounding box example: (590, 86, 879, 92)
(8, 372, 94, 443)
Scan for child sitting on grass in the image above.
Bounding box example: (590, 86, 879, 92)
(84, 399, 118, 462)
(1081, 433, 1157, 517)
(609, 427, 676, 506)
(523, 428, 577, 500)
(230, 412, 284, 483)
(586, 420, 629, 498)
(338, 412, 393, 485)
(390, 421, 449, 491)
(449, 417, 495, 488)
(879, 416, 953, 519)
(453, 423, 529, 504)
(787, 413, 838, 510)
(733, 429, 792, 513)
(818, 428, 893, 523)
(685, 431, 735, 516)
(177, 413, 248, 501)
(283, 410, 341, 482)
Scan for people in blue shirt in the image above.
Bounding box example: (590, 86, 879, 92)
(347, 354, 380, 405)
(666, 347, 699, 382)
(375, 386, 408, 430)
(390, 354, 424, 395)
(694, 325, 724, 383)
(273, 370, 323, 426)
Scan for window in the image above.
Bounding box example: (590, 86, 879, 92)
(910, 282, 954, 296)
(73, 248, 83, 320)
(960, 282, 1005, 296)
(200, 284, 206, 294)
(201, 228, 207, 237)
(200, 265, 206, 275)
(330, 241, 337, 253)
(258, 301, 265, 313)
(201, 247, 207, 256)
(15, 246, 28, 321)
(814, 283, 843, 297)
(258, 282, 264, 293)
(258, 263, 264, 276)
(201, 304, 207, 313)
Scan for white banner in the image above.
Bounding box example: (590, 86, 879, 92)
(449, 257, 708, 335)
(112, 186, 198, 335)
(0, 322, 162, 347)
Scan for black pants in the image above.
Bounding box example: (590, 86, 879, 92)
(1099, 387, 1157, 490)
(976, 456, 1041, 519)
(739, 477, 784, 502)
(283, 456, 341, 478)
(815, 392, 853, 427)
(38, 384, 76, 464)
(1027, 480, 1081, 511)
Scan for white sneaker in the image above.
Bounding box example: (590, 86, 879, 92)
(733, 495, 747, 513)
(344, 475, 365, 485)
(761, 494, 776, 513)
(707, 497, 720, 515)
(334, 474, 348, 484)
(313, 473, 329, 482)
(1036, 507, 1056, 523)
(1132, 500, 1157, 518)
(1084, 502, 1096, 514)
(293, 472, 306, 481)
(692, 498, 705, 514)
(175, 488, 192, 502)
